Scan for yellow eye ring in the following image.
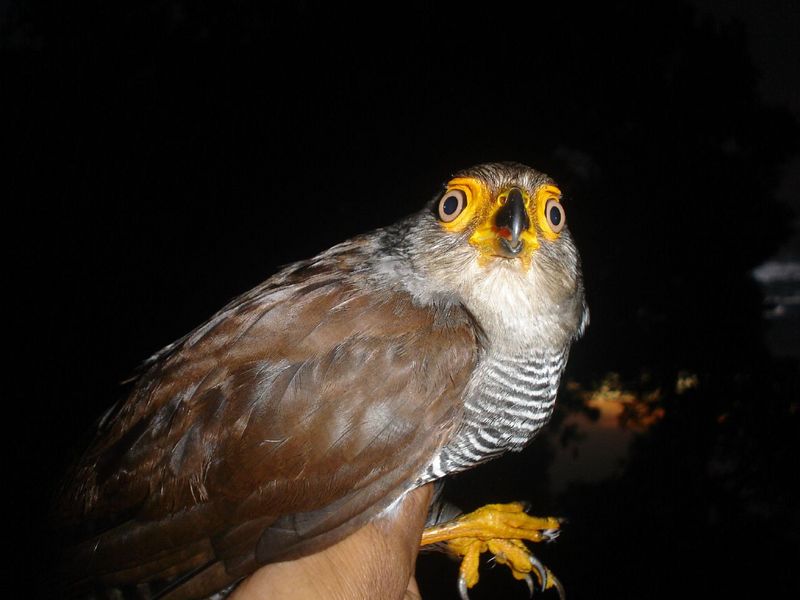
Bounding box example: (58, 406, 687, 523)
(438, 189, 467, 222)
(534, 185, 564, 240)
(544, 198, 565, 233)
(436, 177, 485, 231)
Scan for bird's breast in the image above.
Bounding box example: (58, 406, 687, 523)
(416, 347, 569, 484)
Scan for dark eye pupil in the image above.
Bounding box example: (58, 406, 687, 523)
(443, 195, 459, 215)
(549, 205, 562, 226)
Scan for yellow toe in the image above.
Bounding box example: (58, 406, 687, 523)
(421, 502, 563, 594)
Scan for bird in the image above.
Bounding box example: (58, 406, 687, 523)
(54, 161, 588, 599)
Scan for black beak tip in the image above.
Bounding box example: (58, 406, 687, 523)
(499, 238, 524, 256)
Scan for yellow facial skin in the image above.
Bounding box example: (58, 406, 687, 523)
(534, 184, 564, 242)
(438, 177, 564, 269)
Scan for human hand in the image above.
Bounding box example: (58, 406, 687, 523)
(230, 484, 434, 600)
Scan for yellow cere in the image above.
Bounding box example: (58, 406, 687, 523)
(535, 184, 563, 241)
(439, 177, 563, 269)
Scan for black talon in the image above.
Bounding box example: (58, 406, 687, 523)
(550, 572, 566, 600)
(529, 554, 548, 591)
(543, 528, 561, 542)
(523, 573, 535, 597)
(458, 574, 470, 600)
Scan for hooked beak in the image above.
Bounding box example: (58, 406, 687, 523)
(493, 188, 530, 257)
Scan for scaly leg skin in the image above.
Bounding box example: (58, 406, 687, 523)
(420, 502, 564, 599)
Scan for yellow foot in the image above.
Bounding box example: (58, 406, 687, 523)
(420, 502, 564, 599)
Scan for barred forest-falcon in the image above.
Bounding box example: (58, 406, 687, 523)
(55, 162, 588, 599)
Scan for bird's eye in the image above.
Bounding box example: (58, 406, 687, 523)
(544, 199, 565, 233)
(438, 189, 467, 222)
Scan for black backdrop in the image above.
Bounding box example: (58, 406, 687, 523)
(4, 1, 799, 598)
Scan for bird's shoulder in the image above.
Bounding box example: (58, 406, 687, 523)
(61, 237, 480, 525)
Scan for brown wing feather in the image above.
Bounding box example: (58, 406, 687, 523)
(56, 244, 478, 598)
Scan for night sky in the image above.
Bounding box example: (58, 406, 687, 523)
(3, 1, 799, 598)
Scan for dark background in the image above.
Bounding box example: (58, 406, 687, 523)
(3, 1, 799, 598)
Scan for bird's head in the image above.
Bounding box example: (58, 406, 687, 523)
(434, 163, 566, 272)
(388, 162, 588, 351)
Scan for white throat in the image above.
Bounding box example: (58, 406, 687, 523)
(457, 260, 568, 355)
